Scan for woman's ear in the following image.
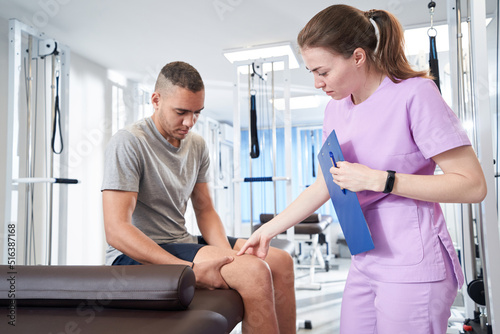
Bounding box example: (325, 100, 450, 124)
(352, 47, 367, 67)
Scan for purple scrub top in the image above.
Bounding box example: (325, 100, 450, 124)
(323, 77, 468, 285)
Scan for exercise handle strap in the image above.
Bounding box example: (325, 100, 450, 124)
(249, 94, 260, 158)
(429, 35, 441, 92)
(51, 74, 64, 154)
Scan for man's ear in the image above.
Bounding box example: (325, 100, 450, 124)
(151, 91, 160, 108)
(352, 47, 367, 67)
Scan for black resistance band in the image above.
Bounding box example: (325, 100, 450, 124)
(429, 34, 441, 92)
(52, 73, 63, 154)
(249, 91, 259, 158)
(427, 1, 440, 92)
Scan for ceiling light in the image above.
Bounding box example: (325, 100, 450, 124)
(223, 42, 300, 71)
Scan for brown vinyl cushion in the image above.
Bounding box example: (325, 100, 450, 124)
(0, 264, 195, 310)
(256, 214, 333, 235)
(269, 238, 296, 256)
(260, 213, 322, 224)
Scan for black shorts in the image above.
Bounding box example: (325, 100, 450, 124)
(112, 236, 239, 265)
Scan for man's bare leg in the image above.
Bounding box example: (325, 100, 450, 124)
(194, 246, 279, 334)
(235, 239, 296, 334)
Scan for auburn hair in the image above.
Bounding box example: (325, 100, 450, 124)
(297, 4, 431, 83)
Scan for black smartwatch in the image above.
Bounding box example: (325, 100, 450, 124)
(383, 170, 396, 193)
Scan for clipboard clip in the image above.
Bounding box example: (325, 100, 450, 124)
(329, 151, 346, 194)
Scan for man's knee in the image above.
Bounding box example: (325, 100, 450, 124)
(227, 255, 273, 290)
(268, 247, 294, 270)
(275, 247, 294, 263)
(243, 255, 272, 276)
(266, 248, 295, 288)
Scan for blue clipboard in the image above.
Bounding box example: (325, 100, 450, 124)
(318, 129, 374, 255)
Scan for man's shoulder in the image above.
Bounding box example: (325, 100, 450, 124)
(123, 118, 151, 137)
(188, 131, 206, 144)
(113, 118, 151, 142)
(183, 131, 208, 152)
(105, 119, 152, 157)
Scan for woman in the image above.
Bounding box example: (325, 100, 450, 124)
(237, 4, 486, 333)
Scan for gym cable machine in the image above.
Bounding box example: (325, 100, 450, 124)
(443, 0, 500, 332)
(5, 19, 77, 266)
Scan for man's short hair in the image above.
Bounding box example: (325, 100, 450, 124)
(155, 61, 204, 93)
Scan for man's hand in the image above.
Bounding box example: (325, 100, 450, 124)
(192, 256, 234, 290)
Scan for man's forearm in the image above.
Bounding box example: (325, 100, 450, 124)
(196, 210, 232, 249)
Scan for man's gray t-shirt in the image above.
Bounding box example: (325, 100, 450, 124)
(102, 117, 210, 265)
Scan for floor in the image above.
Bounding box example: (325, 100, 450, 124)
(295, 258, 349, 334)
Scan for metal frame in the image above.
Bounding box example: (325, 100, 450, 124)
(232, 56, 293, 240)
(469, 1, 500, 331)
(3, 19, 71, 265)
(447, 1, 500, 331)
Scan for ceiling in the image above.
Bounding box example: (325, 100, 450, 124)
(0, 0, 496, 127)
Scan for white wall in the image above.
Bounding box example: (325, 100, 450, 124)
(64, 53, 109, 265)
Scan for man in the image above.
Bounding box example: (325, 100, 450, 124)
(102, 61, 295, 334)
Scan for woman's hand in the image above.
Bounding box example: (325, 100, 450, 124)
(330, 161, 386, 193)
(236, 228, 272, 260)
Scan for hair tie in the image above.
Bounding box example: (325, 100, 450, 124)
(369, 18, 380, 54)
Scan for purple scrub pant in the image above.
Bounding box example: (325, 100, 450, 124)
(340, 243, 458, 334)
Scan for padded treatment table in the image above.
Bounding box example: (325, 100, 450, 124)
(269, 237, 296, 257)
(0, 264, 243, 334)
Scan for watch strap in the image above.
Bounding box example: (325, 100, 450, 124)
(383, 170, 396, 193)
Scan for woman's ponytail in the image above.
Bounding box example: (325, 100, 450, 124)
(366, 10, 430, 82)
